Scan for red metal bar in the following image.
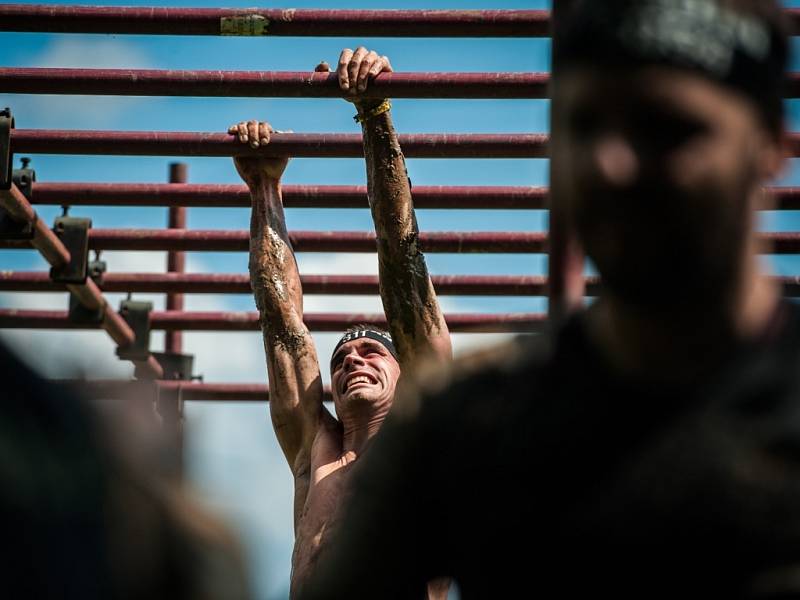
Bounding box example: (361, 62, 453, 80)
(0, 185, 71, 266)
(0, 310, 547, 333)
(29, 182, 548, 210)
(166, 164, 187, 354)
(59, 380, 334, 402)
(0, 184, 162, 378)
(0, 6, 549, 37)
(6, 230, 800, 254)
(27, 182, 800, 210)
(0, 68, 549, 100)
(11, 130, 549, 159)
(80, 230, 545, 253)
(0, 272, 588, 296)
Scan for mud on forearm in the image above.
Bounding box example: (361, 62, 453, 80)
(361, 112, 446, 360)
(248, 177, 309, 355)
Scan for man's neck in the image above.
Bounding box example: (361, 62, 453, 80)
(587, 258, 780, 383)
(338, 403, 391, 456)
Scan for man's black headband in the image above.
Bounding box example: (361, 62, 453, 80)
(330, 329, 399, 369)
(559, 0, 788, 133)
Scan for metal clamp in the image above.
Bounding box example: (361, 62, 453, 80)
(0, 205, 33, 239)
(152, 351, 195, 381)
(116, 299, 153, 361)
(50, 216, 91, 283)
(0, 108, 14, 190)
(12, 157, 35, 200)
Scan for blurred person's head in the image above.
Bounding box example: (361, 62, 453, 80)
(553, 0, 789, 313)
(330, 325, 401, 419)
(0, 341, 252, 600)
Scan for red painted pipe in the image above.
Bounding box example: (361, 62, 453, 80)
(0, 5, 549, 37)
(6, 229, 800, 254)
(0, 229, 547, 253)
(29, 182, 548, 210)
(0, 68, 549, 100)
(59, 380, 333, 402)
(0, 310, 547, 333)
(0, 185, 71, 266)
(27, 182, 800, 211)
(11, 130, 549, 159)
(0, 272, 583, 296)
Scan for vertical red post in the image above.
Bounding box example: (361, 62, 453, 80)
(547, 0, 586, 323)
(161, 162, 187, 479)
(166, 162, 187, 352)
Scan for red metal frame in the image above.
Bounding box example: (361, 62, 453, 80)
(0, 272, 605, 296)
(10, 130, 548, 159)
(1, 229, 549, 253)
(0, 310, 547, 333)
(28, 182, 548, 210)
(0, 184, 163, 378)
(0, 6, 550, 37)
(0, 68, 549, 99)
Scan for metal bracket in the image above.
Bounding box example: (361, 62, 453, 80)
(50, 216, 91, 284)
(12, 158, 35, 200)
(152, 351, 195, 381)
(0, 205, 33, 239)
(116, 300, 153, 361)
(0, 108, 14, 190)
(68, 251, 107, 324)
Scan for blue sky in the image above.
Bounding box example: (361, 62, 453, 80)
(2, 1, 799, 598)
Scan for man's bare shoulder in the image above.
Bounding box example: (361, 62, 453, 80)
(392, 333, 553, 422)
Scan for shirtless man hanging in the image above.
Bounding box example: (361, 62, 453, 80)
(229, 47, 451, 599)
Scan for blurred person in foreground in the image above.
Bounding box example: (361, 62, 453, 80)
(299, 1, 800, 598)
(229, 47, 452, 599)
(0, 339, 252, 599)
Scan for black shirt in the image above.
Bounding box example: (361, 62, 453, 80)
(302, 302, 800, 599)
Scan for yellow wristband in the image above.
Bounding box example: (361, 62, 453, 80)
(353, 99, 392, 124)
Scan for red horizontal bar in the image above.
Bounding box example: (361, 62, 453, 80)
(30, 182, 548, 210)
(6, 229, 800, 254)
(0, 310, 546, 333)
(11, 130, 548, 159)
(0, 6, 549, 37)
(7, 271, 800, 297)
(59, 380, 333, 402)
(0, 272, 583, 296)
(0, 229, 546, 253)
(27, 182, 800, 211)
(0, 68, 549, 100)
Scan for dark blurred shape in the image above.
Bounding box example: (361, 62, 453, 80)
(0, 340, 252, 599)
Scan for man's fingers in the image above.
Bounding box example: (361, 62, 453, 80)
(258, 121, 272, 145)
(236, 122, 248, 144)
(381, 56, 394, 73)
(347, 46, 369, 94)
(338, 48, 354, 91)
(315, 61, 330, 73)
(247, 120, 260, 148)
(227, 124, 238, 134)
(357, 51, 379, 92)
(368, 56, 389, 78)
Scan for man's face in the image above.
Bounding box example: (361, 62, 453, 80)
(330, 338, 401, 412)
(554, 66, 783, 309)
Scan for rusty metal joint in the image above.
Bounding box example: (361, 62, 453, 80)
(116, 299, 153, 361)
(50, 216, 91, 283)
(0, 108, 14, 190)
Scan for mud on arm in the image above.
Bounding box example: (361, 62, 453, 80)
(231, 121, 330, 512)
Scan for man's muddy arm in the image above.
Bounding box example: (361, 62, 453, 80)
(337, 47, 452, 369)
(232, 121, 329, 503)
(360, 110, 452, 369)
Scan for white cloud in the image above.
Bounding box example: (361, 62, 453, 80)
(13, 38, 154, 129)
